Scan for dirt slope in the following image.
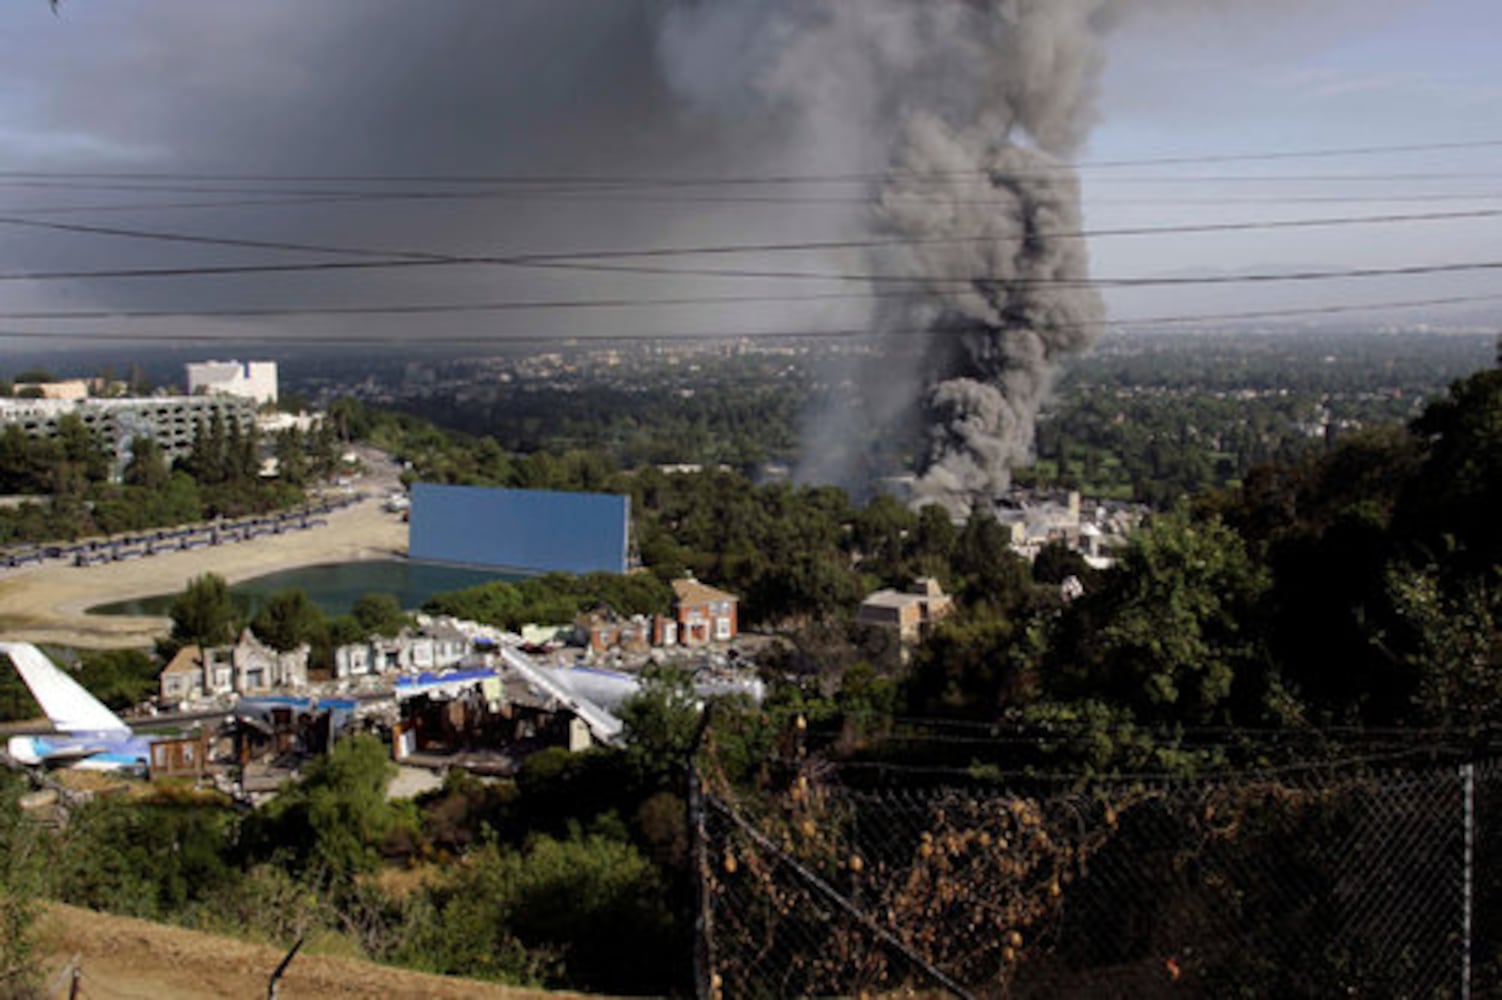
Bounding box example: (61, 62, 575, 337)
(34, 901, 594, 1000)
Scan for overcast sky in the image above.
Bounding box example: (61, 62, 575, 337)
(1, 0, 1499, 354)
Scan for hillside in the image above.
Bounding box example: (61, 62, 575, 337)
(34, 901, 592, 1000)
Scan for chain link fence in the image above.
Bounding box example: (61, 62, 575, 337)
(695, 754, 1502, 997)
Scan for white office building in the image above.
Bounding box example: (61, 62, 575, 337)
(186, 360, 278, 406)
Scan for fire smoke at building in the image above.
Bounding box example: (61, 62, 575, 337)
(659, 0, 1117, 516)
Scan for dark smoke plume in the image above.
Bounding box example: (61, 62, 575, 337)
(889, 117, 1104, 517)
(659, 0, 1114, 516)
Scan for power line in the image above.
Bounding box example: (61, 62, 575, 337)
(0, 290, 884, 321)
(1076, 137, 1502, 169)
(4, 212, 1502, 287)
(0, 172, 1498, 198)
(3, 289, 1500, 327)
(4, 248, 1502, 288)
(11, 189, 1502, 219)
(4, 293, 1500, 346)
(2, 135, 1501, 185)
(4, 206, 1500, 266)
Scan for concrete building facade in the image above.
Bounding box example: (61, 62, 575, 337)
(0, 394, 255, 475)
(158, 631, 309, 704)
(334, 623, 471, 680)
(186, 360, 278, 406)
(10, 380, 88, 401)
(856, 578, 955, 644)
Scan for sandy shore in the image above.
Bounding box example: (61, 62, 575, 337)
(0, 497, 408, 650)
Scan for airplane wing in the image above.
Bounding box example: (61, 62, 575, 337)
(498, 647, 624, 747)
(0, 641, 130, 735)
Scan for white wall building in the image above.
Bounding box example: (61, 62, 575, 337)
(334, 621, 472, 680)
(159, 630, 309, 704)
(186, 360, 278, 406)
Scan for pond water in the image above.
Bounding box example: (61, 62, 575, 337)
(89, 559, 522, 619)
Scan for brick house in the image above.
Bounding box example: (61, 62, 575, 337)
(671, 578, 738, 645)
(574, 606, 654, 654)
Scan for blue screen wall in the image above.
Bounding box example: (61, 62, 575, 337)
(408, 484, 630, 574)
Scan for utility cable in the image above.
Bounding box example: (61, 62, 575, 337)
(5, 293, 1501, 346)
(3, 135, 1502, 185)
(3, 205, 1500, 267)
(4, 212, 1502, 287)
(4, 251, 1501, 288)
(3, 290, 1500, 326)
(11, 189, 1502, 218)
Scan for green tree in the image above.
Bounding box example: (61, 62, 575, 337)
(75, 649, 158, 710)
(244, 734, 402, 877)
(169, 573, 239, 651)
(122, 435, 170, 490)
(409, 832, 674, 993)
(250, 589, 323, 653)
(952, 513, 1032, 609)
(1051, 507, 1272, 725)
(619, 665, 702, 786)
(905, 607, 1043, 720)
(0, 771, 41, 998)
(913, 503, 958, 569)
(1032, 539, 1093, 587)
(1387, 567, 1502, 733)
(352, 593, 409, 637)
(54, 799, 235, 919)
(1400, 368, 1502, 570)
(54, 413, 108, 490)
(273, 429, 309, 487)
(852, 493, 917, 583)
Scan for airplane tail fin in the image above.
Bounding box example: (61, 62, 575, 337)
(0, 642, 129, 734)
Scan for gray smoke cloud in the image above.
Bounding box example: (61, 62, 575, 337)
(887, 113, 1104, 517)
(657, 0, 1117, 517)
(5, 0, 1424, 445)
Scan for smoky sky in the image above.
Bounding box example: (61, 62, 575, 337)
(1, 0, 1475, 345)
(3, 0, 1493, 381)
(18, 3, 687, 175)
(1, 0, 878, 343)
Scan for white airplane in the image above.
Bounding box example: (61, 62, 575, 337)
(1, 641, 154, 773)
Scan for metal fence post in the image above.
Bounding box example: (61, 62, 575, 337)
(1462, 762, 1475, 1000)
(267, 936, 303, 1000)
(688, 706, 716, 1000)
(689, 760, 715, 1000)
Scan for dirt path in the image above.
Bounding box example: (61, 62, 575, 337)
(0, 495, 407, 651)
(35, 901, 594, 1000)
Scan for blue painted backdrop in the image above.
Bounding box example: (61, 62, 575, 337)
(408, 484, 630, 574)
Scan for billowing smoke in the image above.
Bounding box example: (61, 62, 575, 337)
(888, 118, 1104, 517)
(658, 0, 1115, 517)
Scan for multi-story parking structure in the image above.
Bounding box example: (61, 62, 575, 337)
(0, 394, 256, 477)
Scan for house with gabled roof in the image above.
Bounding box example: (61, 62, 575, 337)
(157, 630, 308, 704)
(160, 645, 208, 704)
(671, 577, 738, 645)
